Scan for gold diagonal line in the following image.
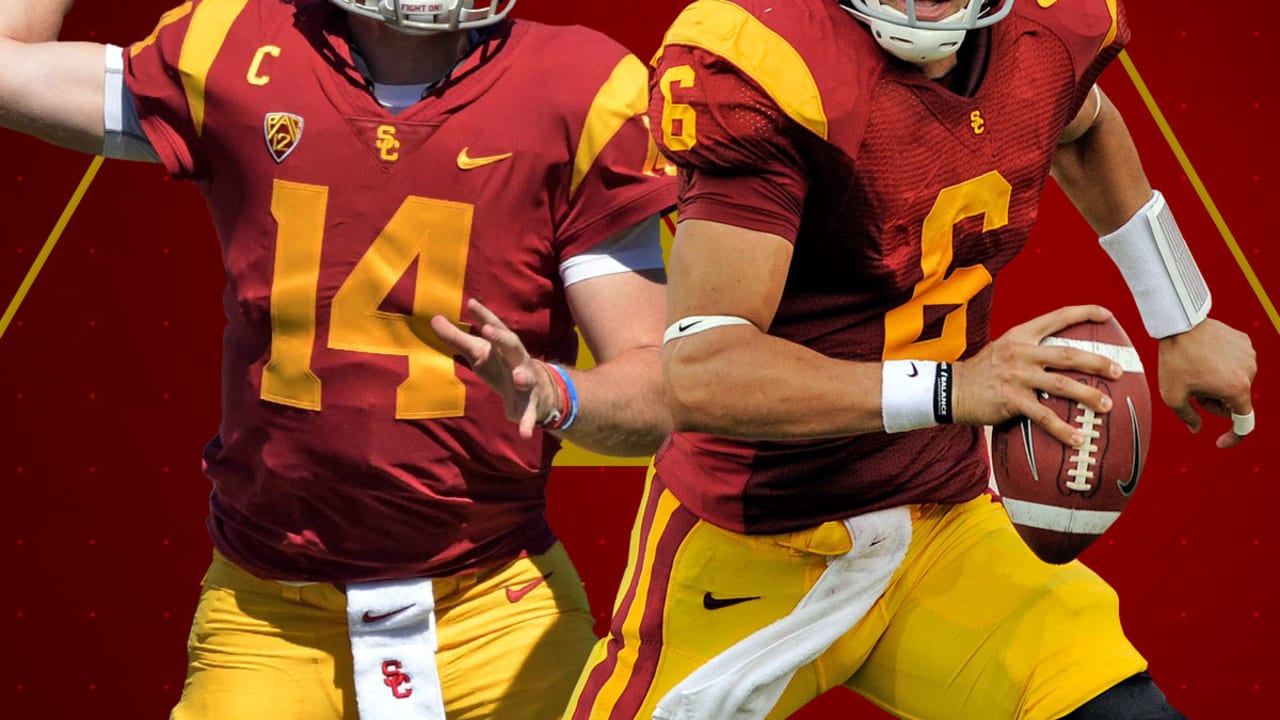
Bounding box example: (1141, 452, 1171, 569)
(0, 155, 105, 342)
(1118, 50, 1279, 335)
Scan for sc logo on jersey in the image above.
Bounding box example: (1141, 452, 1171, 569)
(376, 125, 401, 162)
(970, 110, 986, 135)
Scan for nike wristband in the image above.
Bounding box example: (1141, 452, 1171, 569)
(663, 315, 754, 344)
(881, 360, 941, 433)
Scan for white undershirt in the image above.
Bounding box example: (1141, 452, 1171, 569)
(561, 216, 665, 286)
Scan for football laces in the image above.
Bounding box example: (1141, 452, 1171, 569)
(1064, 402, 1103, 493)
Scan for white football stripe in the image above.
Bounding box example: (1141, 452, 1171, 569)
(1040, 338, 1144, 373)
(1002, 497, 1121, 534)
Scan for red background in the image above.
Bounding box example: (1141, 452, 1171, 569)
(1, 1, 1274, 717)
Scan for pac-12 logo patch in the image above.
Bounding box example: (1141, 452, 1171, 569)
(264, 112, 304, 163)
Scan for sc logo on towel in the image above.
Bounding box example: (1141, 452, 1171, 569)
(381, 659, 414, 699)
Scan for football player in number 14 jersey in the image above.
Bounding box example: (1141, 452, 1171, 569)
(0, 1, 676, 718)
(567, 1, 1256, 719)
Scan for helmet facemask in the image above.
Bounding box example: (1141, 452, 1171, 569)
(840, 0, 1014, 65)
(329, 0, 517, 35)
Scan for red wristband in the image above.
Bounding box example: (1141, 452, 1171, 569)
(538, 361, 572, 430)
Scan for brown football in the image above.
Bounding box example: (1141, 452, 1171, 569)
(989, 316, 1153, 564)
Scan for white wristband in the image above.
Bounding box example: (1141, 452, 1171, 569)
(882, 360, 939, 433)
(1099, 190, 1211, 338)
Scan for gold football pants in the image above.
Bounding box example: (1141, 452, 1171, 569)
(171, 542, 595, 719)
(567, 472, 1147, 720)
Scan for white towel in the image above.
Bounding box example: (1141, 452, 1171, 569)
(653, 507, 912, 720)
(346, 577, 445, 720)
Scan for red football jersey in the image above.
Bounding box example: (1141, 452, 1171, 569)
(650, 0, 1128, 533)
(124, 0, 675, 581)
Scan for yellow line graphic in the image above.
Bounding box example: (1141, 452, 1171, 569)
(1118, 50, 1279, 335)
(0, 155, 105, 342)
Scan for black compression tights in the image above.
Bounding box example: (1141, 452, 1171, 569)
(1061, 672, 1187, 720)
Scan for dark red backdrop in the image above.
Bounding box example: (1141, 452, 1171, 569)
(1, 1, 1274, 718)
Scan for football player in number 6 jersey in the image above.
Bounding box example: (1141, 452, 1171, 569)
(0, 1, 676, 718)
(566, 1, 1256, 719)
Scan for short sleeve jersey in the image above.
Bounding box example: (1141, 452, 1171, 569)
(649, 0, 1128, 534)
(124, 0, 676, 581)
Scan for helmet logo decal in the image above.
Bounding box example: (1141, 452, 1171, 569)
(970, 110, 986, 135)
(377, 125, 402, 162)
(264, 112, 304, 163)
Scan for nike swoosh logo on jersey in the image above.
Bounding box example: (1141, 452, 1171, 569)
(907, 362, 919, 378)
(702, 591, 761, 611)
(506, 572, 554, 603)
(677, 320, 702, 333)
(457, 147, 513, 170)
(361, 605, 414, 623)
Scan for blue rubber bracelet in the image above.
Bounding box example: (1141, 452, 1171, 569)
(547, 363, 579, 431)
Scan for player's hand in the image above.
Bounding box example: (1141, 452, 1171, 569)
(429, 299, 560, 439)
(953, 304, 1123, 447)
(1157, 318, 1257, 448)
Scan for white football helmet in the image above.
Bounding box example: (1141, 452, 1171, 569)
(329, 0, 516, 34)
(840, 1, 1014, 64)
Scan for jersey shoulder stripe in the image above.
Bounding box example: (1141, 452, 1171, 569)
(184, 0, 253, 136)
(1099, 0, 1122, 53)
(1015, 0, 1129, 60)
(130, 1, 194, 59)
(657, 0, 827, 140)
(131, 0, 253, 137)
(571, 54, 649, 199)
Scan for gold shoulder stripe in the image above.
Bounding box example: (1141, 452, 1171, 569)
(1100, 0, 1119, 53)
(179, 0, 251, 136)
(660, 0, 827, 140)
(570, 54, 649, 200)
(131, 2, 195, 58)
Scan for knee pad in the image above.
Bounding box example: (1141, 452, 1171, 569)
(1062, 672, 1186, 720)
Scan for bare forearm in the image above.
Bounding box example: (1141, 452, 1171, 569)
(665, 327, 883, 440)
(1051, 100, 1153, 234)
(555, 347, 669, 456)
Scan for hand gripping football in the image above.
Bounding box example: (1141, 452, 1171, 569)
(989, 316, 1153, 564)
